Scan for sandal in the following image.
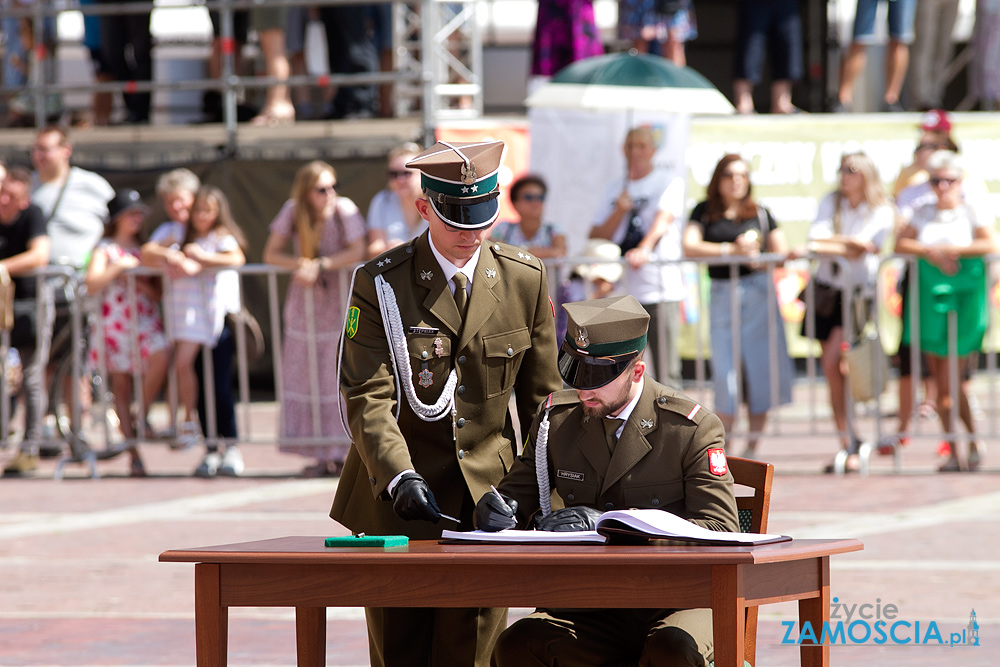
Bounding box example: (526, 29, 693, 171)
(937, 457, 962, 473)
(877, 435, 909, 456)
(249, 103, 295, 127)
(130, 458, 147, 478)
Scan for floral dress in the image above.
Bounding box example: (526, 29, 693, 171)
(531, 0, 604, 77)
(269, 197, 366, 462)
(88, 240, 167, 374)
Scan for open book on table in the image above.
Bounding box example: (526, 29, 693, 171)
(440, 508, 791, 546)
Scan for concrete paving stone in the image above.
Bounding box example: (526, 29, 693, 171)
(2, 409, 997, 666)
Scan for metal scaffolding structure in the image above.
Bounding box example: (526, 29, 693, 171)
(0, 0, 485, 153)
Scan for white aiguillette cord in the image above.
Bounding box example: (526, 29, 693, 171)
(374, 273, 457, 422)
(534, 394, 554, 518)
(337, 269, 459, 442)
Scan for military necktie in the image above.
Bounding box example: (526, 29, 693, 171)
(603, 417, 620, 454)
(452, 272, 469, 318)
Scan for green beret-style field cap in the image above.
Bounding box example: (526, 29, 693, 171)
(406, 140, 504, 230)
(558, 295, 650, 390)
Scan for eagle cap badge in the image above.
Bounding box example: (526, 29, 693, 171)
(576, 326, 590, 349)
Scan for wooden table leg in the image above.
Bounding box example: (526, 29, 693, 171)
(195, 563, 228, 667)
(295, 607, 326, 667)
(712, 564, 746, 667)
(798, 556, 831, 667)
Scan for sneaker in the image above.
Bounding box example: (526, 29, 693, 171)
(218, 447, 244, 477)
(194, 451, 222, 478)
(3, 451, 39, 476)
(171, 422, 202, 451)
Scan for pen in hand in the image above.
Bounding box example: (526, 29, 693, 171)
(438, 512, 461, 523)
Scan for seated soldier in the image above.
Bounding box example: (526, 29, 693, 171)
(477, 294, 740, 667)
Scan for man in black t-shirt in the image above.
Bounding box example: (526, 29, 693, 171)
(0, 167, 52, 476)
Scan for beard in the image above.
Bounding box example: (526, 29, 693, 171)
(581, 376, 633, 419)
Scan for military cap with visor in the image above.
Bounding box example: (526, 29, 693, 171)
(558, 295, 649, 390)
(406, 140, 504, 230)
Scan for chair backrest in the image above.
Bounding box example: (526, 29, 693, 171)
(726, 455, 775, 667)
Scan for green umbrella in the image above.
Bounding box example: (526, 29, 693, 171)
(525, 50, 734, 115)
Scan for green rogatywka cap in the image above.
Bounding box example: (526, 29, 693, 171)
(558, 295, 649, 390)
(406, 140, 504, 230)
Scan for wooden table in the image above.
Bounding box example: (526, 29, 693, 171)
(160, 536, 863, 667)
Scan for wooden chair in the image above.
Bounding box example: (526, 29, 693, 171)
(604, 456, 775, 667)
(727, 455, 775, 667)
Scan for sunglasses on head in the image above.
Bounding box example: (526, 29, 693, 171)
(388, 169, 414, 179)
(519, 193, 546, 202)
(840, 163, 861, 174)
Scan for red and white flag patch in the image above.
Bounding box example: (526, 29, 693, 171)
(708, 448, 728, 476)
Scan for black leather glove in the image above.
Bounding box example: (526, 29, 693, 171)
(391, 472, 443, 523)
(475, 490, 519, 532)
(535, 506, 604, 532)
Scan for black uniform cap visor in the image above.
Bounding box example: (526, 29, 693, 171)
(427, 195, 499, 230)
(558, 341, 637, 390)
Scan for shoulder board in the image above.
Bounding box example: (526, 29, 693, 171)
(365, 239, 416, 275)
(654, 389, 707, 424)
(548, 389, 580, 407)
(488, 241, 543, 270)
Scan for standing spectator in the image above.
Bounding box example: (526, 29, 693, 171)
(683, 154, 793, 458)
(333, 140, 561, 666)
(617, 0, 697, 66)
(491, 174, 567, 259)
(732, 0, 803, 114)
(81, 0, 113, 126)
(971, 0, 1000, 110)
(366, 142, 426, 258)
(590, 126, 686, 388)
(262, 161, 366, 477)
(893, 110, 957, 196)
(248, 5, 296, 126)
(143, 169, 244, 477)
(97, 0, 152, 124)
(155, 187, 246, 473)
(0, 167, 52, 477)
(895, 151, 995, 472)
(908, 0, 960, 111)
(203, 6, 251, 123)
(30, 125, 113, 273)
(530, 0, 604, 79)
(319, 5, 378, 118)
(84, 189, 168, 477)
(802, 152, 893, 472)
(833, 0, 917, 112)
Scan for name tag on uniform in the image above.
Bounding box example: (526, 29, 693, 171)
(409, 326, 439, 335)
(557, 469, 585, 482)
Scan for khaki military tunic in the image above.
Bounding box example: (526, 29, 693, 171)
(493, 377, 740, 667)
(332, 231, 561, 667)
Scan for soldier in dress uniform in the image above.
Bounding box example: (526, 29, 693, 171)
(476, 294, 740, 667)
(332, 139, 562, 667)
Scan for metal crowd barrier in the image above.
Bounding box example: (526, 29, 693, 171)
(5, 254, 996, 478)
(545, 251, 1000, 475)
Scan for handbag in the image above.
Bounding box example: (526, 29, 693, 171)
(0, 265, 13, 333)
(799, 280, 839, 319)
(10, 300, 39, 350)
(844, 296, 889, 402)
(619, 208, 645, 254)
(227, 307, 265, 361)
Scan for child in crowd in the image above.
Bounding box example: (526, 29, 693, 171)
(154, 186, 247, 459)
(85, 189, 169, 477)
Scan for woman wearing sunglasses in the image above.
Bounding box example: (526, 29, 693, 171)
(803, 151, 894, 473)
(263, 161, 366, 477)
(366, 142, 426, 258)
(490, 174, 566, 259)
(895, 151, 996, 472)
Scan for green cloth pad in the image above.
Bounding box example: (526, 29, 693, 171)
(324, 535, 409, 547)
